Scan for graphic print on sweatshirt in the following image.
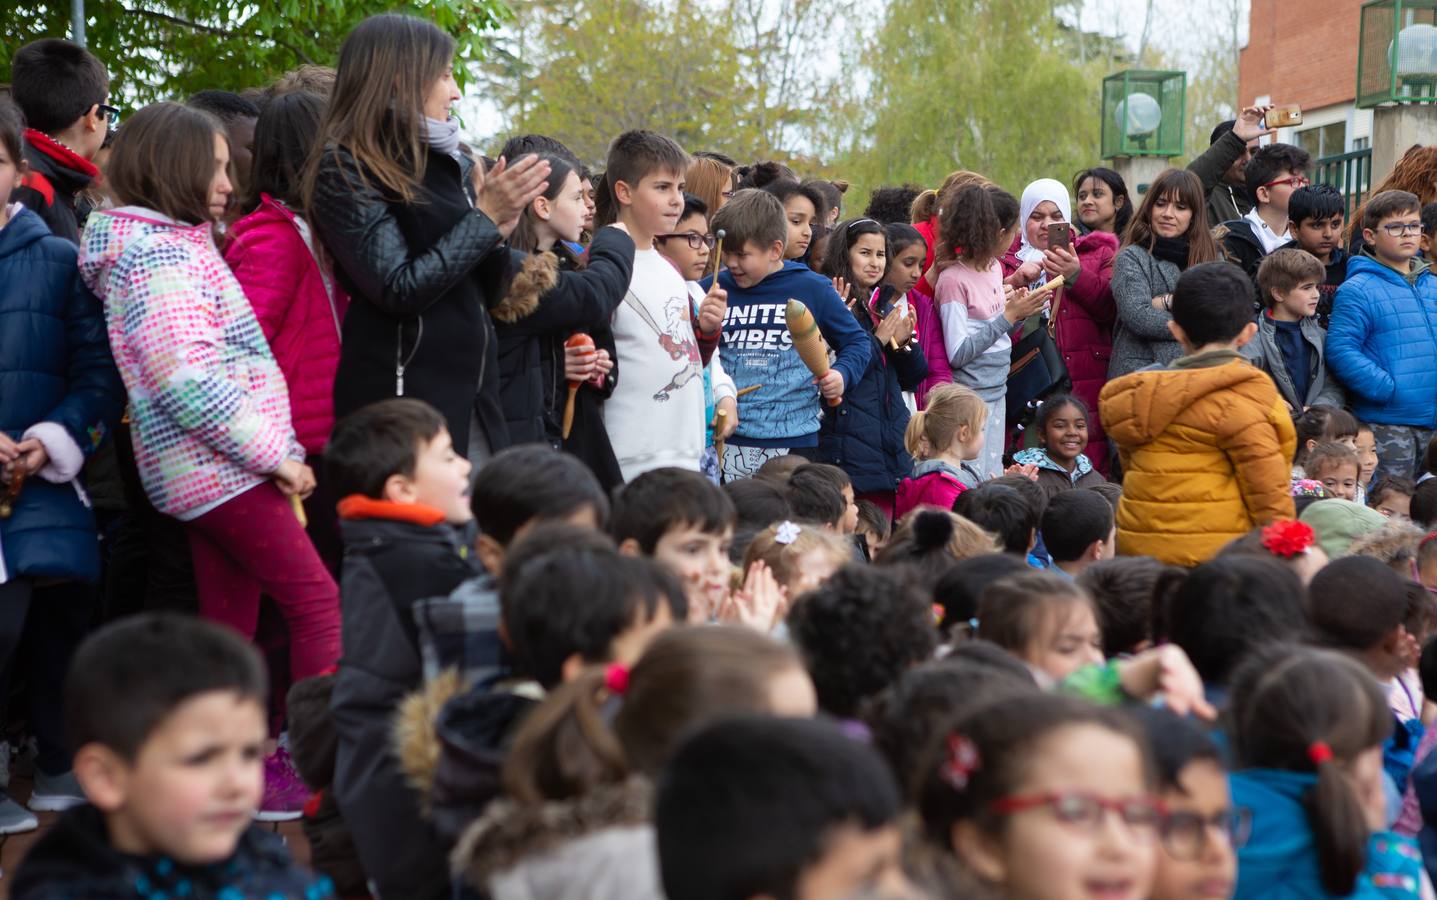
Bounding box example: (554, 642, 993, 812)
(623, 288, 702, 401)
(719, 297, 834, 442)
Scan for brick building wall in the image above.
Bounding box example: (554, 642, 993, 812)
(1238, 0, 1362, 110)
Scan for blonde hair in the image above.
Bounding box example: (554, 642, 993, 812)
(742, 523, 852, 589)
(908, 384, 988, 458)
(909, 170, 991, 223)
(904, 415, 932, 461)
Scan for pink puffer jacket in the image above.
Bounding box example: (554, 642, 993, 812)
(224, 195, 349, 455)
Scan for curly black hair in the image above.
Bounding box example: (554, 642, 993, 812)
(786, 565, 938, 718)
(864, 184, 923, 224)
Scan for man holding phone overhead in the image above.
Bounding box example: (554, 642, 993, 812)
(1189, 104, 1274, 227)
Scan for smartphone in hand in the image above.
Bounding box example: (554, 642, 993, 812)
(1266, 105, 1303, 128)
(1047, 222, 1073, 252)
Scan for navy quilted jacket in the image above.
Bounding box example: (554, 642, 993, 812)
(816, 304, 928, 494)
(0, 207, 124, 583)
(1327, 253, 1437, 428)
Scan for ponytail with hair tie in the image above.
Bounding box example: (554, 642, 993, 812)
(912, 509, 956, 551)
(1307, 740, 1334, 766)
(604, 662, 630, 696)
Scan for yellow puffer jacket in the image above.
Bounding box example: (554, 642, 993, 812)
(1100, 352, 1296, 567)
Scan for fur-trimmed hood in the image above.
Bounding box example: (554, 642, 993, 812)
(394, 667, 466, 810)
(452, 778, 660, 900)
(491, 250, 559, 324)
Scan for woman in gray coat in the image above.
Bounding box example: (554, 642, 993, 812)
(1108, 169, 1221, 379)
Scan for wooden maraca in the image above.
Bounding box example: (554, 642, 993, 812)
(785, 298, 840, 407)
(563, 332, 595, 440)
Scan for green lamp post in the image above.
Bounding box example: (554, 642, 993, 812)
(1101, 70, 1187, 198)
(1357, 0, 1437, 189)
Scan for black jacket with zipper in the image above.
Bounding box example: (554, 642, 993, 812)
(329, 504, 480, 900)
(311, 144, 515, 458)
(493, 228, 633, 449)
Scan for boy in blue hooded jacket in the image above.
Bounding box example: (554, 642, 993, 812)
(706, 190, 870, 480)
(1327, 190, 1437, 483)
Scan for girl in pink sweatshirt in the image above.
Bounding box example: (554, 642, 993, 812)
(224, 91, 348, 569)
(894, 383, 988, 519)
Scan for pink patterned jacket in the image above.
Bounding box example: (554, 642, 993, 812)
(80, 207, 302, 519)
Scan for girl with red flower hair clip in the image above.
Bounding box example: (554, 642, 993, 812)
(1219, 519, 1330, 586)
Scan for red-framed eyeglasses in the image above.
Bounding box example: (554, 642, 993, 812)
(989, 792, 1162, 841)
(1263, 176, 1310, 189)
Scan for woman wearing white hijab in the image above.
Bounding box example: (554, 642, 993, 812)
(1001, 178, 1121, 472)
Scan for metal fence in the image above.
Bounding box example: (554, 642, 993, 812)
(1313, 148, 1373, 223)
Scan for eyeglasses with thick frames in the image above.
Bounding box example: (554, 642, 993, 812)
(989, 792, 1161, 841)
(657, 231, 716, 250)
(1160, 807, 1252, 860)
(1262, 175, 1310, 190)
(1381, 221, 1424, 237)
(96, 104, 121, 124)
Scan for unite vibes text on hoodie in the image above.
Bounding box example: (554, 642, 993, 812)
(705, 261, 870, 448)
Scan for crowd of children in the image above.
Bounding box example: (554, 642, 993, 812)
(12, 15, 1437, 900)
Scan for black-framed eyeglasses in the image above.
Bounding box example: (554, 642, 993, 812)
(657, 231, 715, 250)
(1160, 807, 1252, 860)
(97, 104, 121, 125)
(1382, 221, 1424, 237)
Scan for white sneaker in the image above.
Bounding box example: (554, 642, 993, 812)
(0, 796, 37, 834)
(28, 769, 85, 812)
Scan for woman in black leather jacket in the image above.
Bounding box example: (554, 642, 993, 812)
(304, 13, 550, 467)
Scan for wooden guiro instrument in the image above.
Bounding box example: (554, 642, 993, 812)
(785, 298, 840, 407)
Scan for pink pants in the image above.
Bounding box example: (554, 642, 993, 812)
(185, 482, 341, 681)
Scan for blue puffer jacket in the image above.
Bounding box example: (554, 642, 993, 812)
(0, 207, 124, 584)
(1326, 253, 1437, 428)
(1232, 768, 1423, 900)
(816, 303, 927, 494)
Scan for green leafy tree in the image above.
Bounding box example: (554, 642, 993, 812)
(2, 1, 509, 104)
(478, 0, 853, 168)
(839, 0, 1105, 200)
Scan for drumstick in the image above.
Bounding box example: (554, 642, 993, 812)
(713, 409, 729, 475)
(712, 228, 726, 280)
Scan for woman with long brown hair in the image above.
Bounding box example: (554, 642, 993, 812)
(1109, 168, 1219, 378)
(305, 13, 550, 468)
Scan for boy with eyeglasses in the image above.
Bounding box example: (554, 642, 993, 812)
(1328, 190, 1437, 481)
(1216, 143, 1312, 283)
(9, 39, 113, 244)
(657, 193, 739, 479)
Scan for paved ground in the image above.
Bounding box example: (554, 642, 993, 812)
(0, 772, 311, 899)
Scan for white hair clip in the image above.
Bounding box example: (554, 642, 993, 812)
(775, 521, 802, 545)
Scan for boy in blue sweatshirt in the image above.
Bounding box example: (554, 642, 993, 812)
(1327, 190, 1437, 482)
(707, 189, 870, 479)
